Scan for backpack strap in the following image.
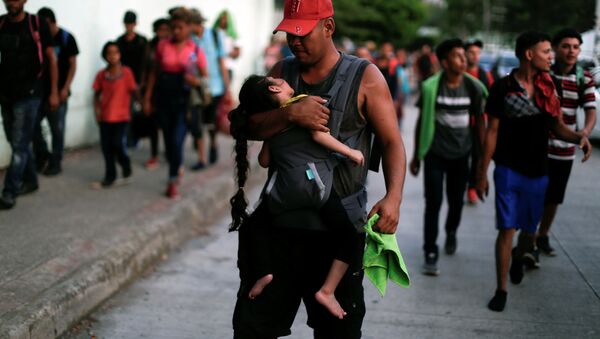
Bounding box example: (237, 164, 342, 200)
(576, 65, 585, 90)
(28, 14, 44, 77)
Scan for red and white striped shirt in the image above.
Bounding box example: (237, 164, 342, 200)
(549, 65, 596, 160)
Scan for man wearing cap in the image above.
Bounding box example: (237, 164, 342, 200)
(116, 10, 147, 147)
(464, 39, 494, 205)
(231, 0, 406, 338)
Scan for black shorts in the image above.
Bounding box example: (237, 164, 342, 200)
(201, 94, 223, 128)
(233, 206, 366, 339)
(545, 158, 573, 205)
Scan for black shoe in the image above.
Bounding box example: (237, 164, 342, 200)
(123, 167, 132, 179)
(18, 182, 39, 196)
(36, 155, 49, 172)
(43, 163, 62, 176)
(537, 235, 556, 256)
(209, 146, 218, 164)
(101, 178, 115, 188)
(509, 248, 524, 284)
(422, 252, 439, 276)
(487, 290, 507, 312)
(0, 196, 15, 210)
(522, 249, 540, 269)
(445, 232, 457, 255)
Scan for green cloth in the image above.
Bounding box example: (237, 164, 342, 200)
(212, 10, 238, 40)
(417, 72, 489, 160)
(363, 214, 410, 296)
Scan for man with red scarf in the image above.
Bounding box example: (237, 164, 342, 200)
(476, 31, 592, 312)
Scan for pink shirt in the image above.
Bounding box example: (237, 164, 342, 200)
(156, 38, 207, 74)
(93, 66, 137, 123)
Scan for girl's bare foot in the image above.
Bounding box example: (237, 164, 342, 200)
(249, 274, 273, 299)
(315, 289, 347, 319)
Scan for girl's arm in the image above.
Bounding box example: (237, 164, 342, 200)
(258, 141, 270, 168)
(93, 90, 102, 122)
(311, 131, 364, 166)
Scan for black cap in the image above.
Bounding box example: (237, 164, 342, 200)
(123, 10, 137, 24)
(464, 38, 483, 50)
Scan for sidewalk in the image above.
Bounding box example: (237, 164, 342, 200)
(0, 135, 266, 339)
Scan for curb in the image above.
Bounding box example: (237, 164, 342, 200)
(0, 148, 266, 339)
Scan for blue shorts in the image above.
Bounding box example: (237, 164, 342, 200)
(494, 165, 548, 233)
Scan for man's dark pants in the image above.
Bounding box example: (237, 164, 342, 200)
(1, 97, 41, 199)
(423, 152, 469, 255)
(33, 101, 68, 168)
(233, 204, 366, 339)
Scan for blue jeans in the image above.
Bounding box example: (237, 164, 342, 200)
(1, 97, 41, 199)
(33, 101, 68, 166)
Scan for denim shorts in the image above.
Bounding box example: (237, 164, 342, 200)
(494, 165, 548, 233)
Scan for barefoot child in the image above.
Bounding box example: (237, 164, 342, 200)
(229, 75, 364, 319)
(92, 42, 138, 187)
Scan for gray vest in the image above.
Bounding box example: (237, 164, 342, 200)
(264, 53, 373, 231)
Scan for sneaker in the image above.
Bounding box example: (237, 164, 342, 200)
(0, 196, 15, 210)
(165, 182, 181, 200)
(422, 252, 439, 276)
(536, 235, 556, 256)
(467, 188, 478, 204)
(209, 146, 218, 164)
(101, 178, 115, 188)
(144, 157, 159, 170)
(191, 161, 206, 171)
(43, 163, 62, 176)
(487, 290, 507, 312)
(445, 232, 457, 255)
(509, 248, 524, 284)
(18, 182, 39, 196)
(522, 249, 540, 269)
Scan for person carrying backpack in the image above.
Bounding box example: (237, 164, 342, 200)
(534, 28, 597, 258)
(230, 0, 407, 337)
(410, 38, 487, 276)
(0, 0, 59, 210)
(32, 7, 79, 176)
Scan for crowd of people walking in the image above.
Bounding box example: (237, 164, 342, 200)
(0, 1, 239, 207)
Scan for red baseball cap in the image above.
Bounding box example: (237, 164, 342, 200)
(273, 0, 334, 36)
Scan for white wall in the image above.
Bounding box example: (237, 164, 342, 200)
(0, 0, 275, 167)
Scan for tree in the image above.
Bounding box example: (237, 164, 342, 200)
(333, 0, 427, 48)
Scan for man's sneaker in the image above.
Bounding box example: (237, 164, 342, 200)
(209, 146, 218, 164)
(467, 188, 478, 205)
(0, 196, 15, 210)
(101, 178, 115, 188)
(144, 157, 159, 170)
(536, 235, 556, 256)
(165, 182, 181, 200)
(422, 252, 439, 276)
(43, 163, 62, 176)
(445, 232, 457, 255)
(191, 161, 206, 171)
(522, 249, 540, 269)
(18, 182, 39, 196)
(509, 248, 524, 284)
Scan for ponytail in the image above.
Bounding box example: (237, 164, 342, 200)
(229, 106, 250, 232)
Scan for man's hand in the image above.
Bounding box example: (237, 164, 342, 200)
(476, 175, 489, 202)
(368, 196, 400, 234)
(580, 136, 592, 162)
(409, 157, 420, 176)
(288, 96, 330, 133)
(59, 88, 70, 102)
(143, 97, 153, 116)
(48, 92, 59, 111)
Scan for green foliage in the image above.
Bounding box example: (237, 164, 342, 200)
(333, 0, 427, 47)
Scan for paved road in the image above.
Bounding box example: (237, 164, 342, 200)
(62, 106, 600, 338)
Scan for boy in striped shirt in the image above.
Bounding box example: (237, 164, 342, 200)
(537, 28, 597, 256)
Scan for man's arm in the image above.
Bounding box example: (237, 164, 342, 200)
(60, 55, 77, 102)
(45, 47, 59, 110)
(581, 107, 597, 137)
(243, 61, 330, 140)
(476, 116, 499, 201)
(409, 112, 422, 176)
(550, 113, 592, 162)
(361, 64, 406, 234)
